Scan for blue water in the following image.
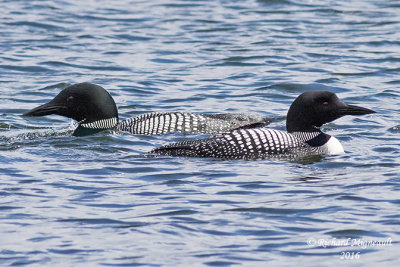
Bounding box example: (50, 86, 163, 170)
(1, 0, 399, 265)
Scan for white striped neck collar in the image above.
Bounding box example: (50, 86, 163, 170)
(79, 117, 119, 129)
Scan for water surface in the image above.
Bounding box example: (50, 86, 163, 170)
(1, 0, 399, 266)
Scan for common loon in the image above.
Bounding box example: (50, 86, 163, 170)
(150, 91, 375, 159)
(23, 83, 272, 136)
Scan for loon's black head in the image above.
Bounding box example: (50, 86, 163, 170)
(286, 91, 375, 133)
(23, 83, 119, 136)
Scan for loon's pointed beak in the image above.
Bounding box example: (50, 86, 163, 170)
(23, 102, 67, 117)
(339, 104, 376, 116)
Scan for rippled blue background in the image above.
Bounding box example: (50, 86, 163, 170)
(1, 0, 399, 265)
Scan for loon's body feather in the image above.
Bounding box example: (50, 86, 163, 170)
(117, 112, 271, 135)
(151, 128, 304, 159)
(23, 83, 271, 136)
(150, 128, 343, 159)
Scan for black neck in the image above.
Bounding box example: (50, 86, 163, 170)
(73, 127, 106, 137)
(305, 132, 331, 147)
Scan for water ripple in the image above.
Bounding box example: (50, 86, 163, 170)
(0, 0, 399, 265)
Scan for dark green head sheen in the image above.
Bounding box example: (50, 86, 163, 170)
(23, 83, 119, 135)
(286, 91, 375, 133)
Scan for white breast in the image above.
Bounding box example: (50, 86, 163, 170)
(323, 136, 344, 155)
